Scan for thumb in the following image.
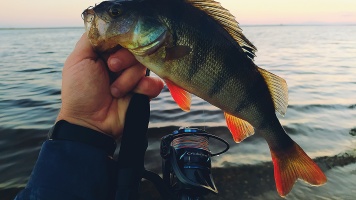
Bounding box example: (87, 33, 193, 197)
(65, 33, 99, 69)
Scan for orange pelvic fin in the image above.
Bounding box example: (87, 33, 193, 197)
(224, 112, 254, 142)
(270, 142, 327, 197)
(165, 79, 191, 112)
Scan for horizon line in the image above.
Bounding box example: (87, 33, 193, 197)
(0, 23, 355, 30)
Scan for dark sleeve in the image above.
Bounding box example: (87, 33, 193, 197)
(15, 121, 117, 200)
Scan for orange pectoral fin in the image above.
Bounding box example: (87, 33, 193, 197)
(270, 142, 327, 197)
(165, 80, 191, 112)
(224, 112, 254, 143)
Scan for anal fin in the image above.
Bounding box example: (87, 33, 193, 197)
(224, 112, 254, 143)
(165, 79, 191, 112)
(270, 142, 327, 197)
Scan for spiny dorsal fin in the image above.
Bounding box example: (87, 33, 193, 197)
(186, 0, 257, 59)
(224, 112, 254, 143)
(257, 67, 288, 116)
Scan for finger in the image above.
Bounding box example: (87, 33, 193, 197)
(110, 63, 146, 98)
(133, 77, 164, 99)
(65, 33, 98, 68)
(107, 48, 139, 72)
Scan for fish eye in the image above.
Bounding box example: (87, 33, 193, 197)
(109, 5, 123, 17)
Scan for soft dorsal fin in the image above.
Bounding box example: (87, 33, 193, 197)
(224, 112, 254, 143)
(165, 79, 191, 111)
(186, 0, 257, 59)
(257, 67, 288, 116)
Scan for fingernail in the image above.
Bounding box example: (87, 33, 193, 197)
(110, 58, 121, 69)
(111, 87, 120, 97)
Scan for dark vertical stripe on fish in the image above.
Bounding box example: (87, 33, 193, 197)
(234, 96, 250, 113)
(208, 68, 229, 98)
(188, 45, 202, 80)
(187, 13, 212, 80)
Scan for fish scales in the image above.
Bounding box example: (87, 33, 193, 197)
(156, 1, 272, 125)
(83, 0, 327, 197)
(162, 0, 289, 164)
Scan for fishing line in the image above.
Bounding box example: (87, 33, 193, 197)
(172, 135, 209, 152)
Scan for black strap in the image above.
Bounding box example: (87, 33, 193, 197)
(48, 120, 117, 156)
(116, 93, 150, 200)
(117, 93, 150, 168)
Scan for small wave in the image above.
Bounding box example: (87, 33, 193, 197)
(38, 52, 55, 54)
(288, 104, 355, 111)
(49, 89, 61, 96)
(283, 125, 303, 135)
(41, 70, 60, 74)
(149, 108, 223, 124)
(17, 68, 52, 73)
(8, 99, 50, 108)
(283, 124, 327, 136)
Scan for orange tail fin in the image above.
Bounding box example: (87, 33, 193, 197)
(270, 142, 327, 197)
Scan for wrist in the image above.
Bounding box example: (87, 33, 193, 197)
(56, 115, 103, 133)
(56, 104, 124, 139)
(49, 120, 117, 156)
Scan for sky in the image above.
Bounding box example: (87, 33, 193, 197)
(0, 0, 355, 28)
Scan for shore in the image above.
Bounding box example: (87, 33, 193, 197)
(140, 150, 356, 199)
(2, 150, 355, 200)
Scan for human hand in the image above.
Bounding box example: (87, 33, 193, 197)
(56, 34, 164, 139)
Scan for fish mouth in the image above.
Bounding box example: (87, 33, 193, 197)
(82, 7, 120, 52)
(82, 6, 96, 24)
(130, 30, 167, 56)
(82, 1, 114, 23)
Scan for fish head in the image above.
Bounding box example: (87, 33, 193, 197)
(82, 0, 167, 55)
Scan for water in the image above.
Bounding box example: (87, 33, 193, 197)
(0, 26, 355, 199)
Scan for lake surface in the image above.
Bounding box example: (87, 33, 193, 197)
(0, 26, 355, 199)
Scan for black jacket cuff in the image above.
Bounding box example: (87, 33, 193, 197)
(48, 120, 117, 156)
